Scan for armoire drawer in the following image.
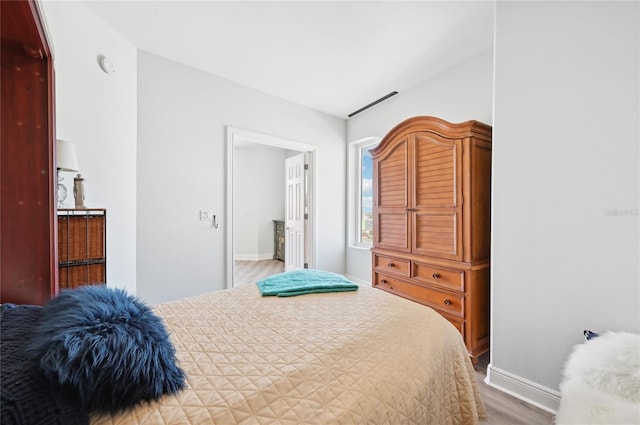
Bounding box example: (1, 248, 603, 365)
(373, 253, 410, 277)
(374, 273, 465, 318)
(413, 262, 465, 292)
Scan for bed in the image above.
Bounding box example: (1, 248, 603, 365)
(2, 277, 486, 425)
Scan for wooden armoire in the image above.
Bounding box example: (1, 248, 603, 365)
(371, 116, 492, 360)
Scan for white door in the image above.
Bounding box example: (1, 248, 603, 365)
(285, 153, 305, 271)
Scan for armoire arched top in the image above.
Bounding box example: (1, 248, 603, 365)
(370, 116, 492, 160)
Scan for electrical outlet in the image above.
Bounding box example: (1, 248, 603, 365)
(200, 210, 213, 221)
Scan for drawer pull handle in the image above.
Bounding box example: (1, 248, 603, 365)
(381, 279, 387, 284)
(432, 273, 440, 280)
(443, 299, 452, 306)
(387, 262, 394, 268)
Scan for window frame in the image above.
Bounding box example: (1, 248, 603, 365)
(349, 137, 380, 249)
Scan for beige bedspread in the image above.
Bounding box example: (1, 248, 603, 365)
(92, 282, 486, 425)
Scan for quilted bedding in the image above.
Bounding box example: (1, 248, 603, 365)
(92, 282, 486, 425)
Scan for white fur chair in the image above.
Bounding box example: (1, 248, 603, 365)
(556, 332, 640, 424)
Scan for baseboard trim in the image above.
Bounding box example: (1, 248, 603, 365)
(235, 254, 274, 261)
(345, 274, 370, 286)
(486, 363, 561, 415)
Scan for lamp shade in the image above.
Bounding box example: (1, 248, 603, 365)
(56, 139, 79, 172)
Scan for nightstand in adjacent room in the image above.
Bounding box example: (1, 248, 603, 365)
(273, 220, 285, 261)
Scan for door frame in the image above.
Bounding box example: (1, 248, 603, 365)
(226, 126, 316, 288)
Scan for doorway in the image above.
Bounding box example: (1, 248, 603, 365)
(226, 127, 316, 288)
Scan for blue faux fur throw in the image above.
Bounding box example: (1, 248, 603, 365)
(27, 285, 186, 414)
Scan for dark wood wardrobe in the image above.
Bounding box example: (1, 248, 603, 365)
(1, 0, 58, 305)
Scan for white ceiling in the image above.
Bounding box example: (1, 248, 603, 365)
(82, 1, 494, 118)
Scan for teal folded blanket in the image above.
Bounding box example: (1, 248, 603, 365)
(257, 269, 359, 297)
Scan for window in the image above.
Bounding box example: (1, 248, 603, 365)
(359, 144, 376, 244)
(351, 139, 379, 247)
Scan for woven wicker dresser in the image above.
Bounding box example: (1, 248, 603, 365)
(57, 208, 106, 289)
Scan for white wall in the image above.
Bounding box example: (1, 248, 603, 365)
(490, 0, 639, 411)
(41, 1, 137, 294)
(234, 145, 285, 260)
(345, 50, 494, 282)
(137, 51, 346, 304)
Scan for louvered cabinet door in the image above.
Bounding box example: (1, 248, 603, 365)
(412, 132, 463, 261)
(373, 136, 410, 252)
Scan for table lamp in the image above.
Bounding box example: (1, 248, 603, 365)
(56, 139, 79, 208)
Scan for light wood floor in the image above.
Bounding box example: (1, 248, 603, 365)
(234, 259, 284, 287)
(233, 261, 556, 424)
(475, 353, 555, 424)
